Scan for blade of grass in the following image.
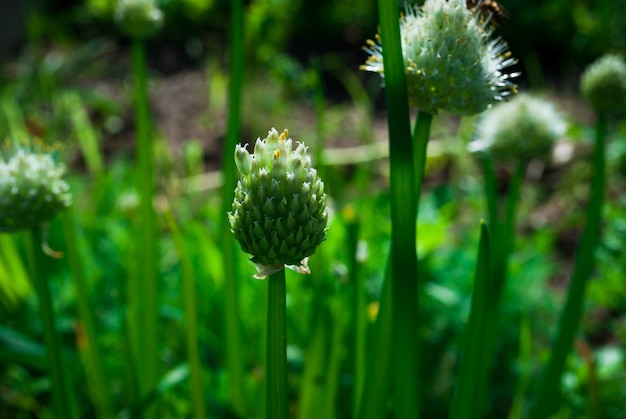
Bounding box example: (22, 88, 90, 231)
(128, 364, 190, 417)
(507, 315, 532, 419)
(63, 91, 104, 178)
(0, 234, 31, 308)
(450, 221, 490, 419)
(162, 205, 207, 419)
(344, 206, 365, 413)
(61, 209, 113, 419)
(131, 38, 159, 406)
(267, 268, 289, 419)
(376, 0, 419, 417)
(220, 0, 245, 414)
(322, 290, 347, 419)
(355, 258, 392, 419)
(1, 95, 28, 139)
(297, 308, 330, 419)
(25, 226, 74, 419)
(0, 325, 47, 370)
(529, 111, 606, 419)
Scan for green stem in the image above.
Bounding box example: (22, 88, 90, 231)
(61, 210, 113, 419)
(346, 209, 365, 413)
(476, 157, 524, 417)
(267, 268, 289, 419)
(25, 226, 73, 419)
(496, 162, 524, 289)
(413, 111, 433, 199)
(355, 258, 392, 419)
(132, 38, 159, 402)
(530, 112, 606, 419)
(162, 207, 206, 419)
(480, 156, 498, 244)
(220, 0, 245, 414)
(449, 221, 490, 419)
(376, 0, 419, 417)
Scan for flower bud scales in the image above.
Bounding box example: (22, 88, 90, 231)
(229, 128, 328, 278)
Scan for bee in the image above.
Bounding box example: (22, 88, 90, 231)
(466, 0, 509, 27)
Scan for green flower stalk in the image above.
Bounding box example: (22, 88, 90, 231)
(114, 0, 164, 40)
(530, 54, 611, 419)
(580, 53, 626, 114)
(1, 141, 74, 419)
(115, 0, 164, 409)
(361, 0, 519, 116)
(0, 142, 70, 232)
(229, 128, 328, 279)
(470, 93, 566, 164)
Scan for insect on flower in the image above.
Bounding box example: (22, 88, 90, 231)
(466, 0, 509, 27)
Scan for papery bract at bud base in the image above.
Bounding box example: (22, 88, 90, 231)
(229, 128, 328, 278)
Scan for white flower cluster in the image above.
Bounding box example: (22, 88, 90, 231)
(0, 148, 71, 232)
(362, 0, 519, 115)
(470, 94, 566, 163)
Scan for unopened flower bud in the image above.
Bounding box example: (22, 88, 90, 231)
(580, 54, 626, 114)
(229, 128, 328, 278)
(115, 0, 163, 39)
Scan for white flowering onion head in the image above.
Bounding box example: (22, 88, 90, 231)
(0, 142, 71, 232)
(115, 0, 163, 39)
(229, 128, 328, 279)
(361, 0, 519, 115)
(580, 54, 626, 114)
(470, 93, 566, 164)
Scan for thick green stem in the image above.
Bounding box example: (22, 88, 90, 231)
(132, 39, 159, 404)
(530, 112, 606, 419)
(449, 222, 490, 419)
(413, 111, 433, 199)
(26, 226, 73, 419)
(377, 0, 419, 416)
(162, 208, 206, 419)
(476, 157, 524, 417)
(494, 161, 524, 296)
(220, 0, 245, 414)
(62, 210, 113, 419)
(267, 268, 289, 419)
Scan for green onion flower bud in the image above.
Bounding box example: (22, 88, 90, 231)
(115, 0, 163, 40)
(0, 142, 71, 232)
(580, 54, 626, 114)
(469, 93, 566, 164)
(229, 128, 328, 279)
(361, 0, 519, 115)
